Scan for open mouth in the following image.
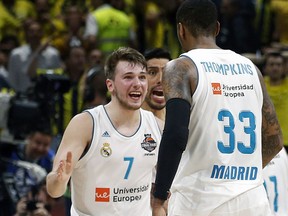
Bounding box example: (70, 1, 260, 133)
(152, 90, 164, 97)
(129, 91, 141, 99)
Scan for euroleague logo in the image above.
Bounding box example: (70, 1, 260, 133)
(141, 134, 157, 152)
(95, 188, 110, 202)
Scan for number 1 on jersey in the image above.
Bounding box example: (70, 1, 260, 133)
(124, 157, 134, 179)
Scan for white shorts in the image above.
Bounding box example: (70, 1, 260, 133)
(168, 185, 273, 216)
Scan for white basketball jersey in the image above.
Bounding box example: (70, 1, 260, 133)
(170, 49, 265, 215)
(263, 148, 288, 216)
(70, 106, 161, 216)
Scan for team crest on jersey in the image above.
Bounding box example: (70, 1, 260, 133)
(141, 134, 157, 152)
(100, 143, 112, 157)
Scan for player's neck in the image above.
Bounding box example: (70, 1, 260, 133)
(104, 102, 141, 136)
(152, 109, 165, 121)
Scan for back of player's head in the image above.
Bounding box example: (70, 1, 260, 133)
(144, 48, 172, 61)
(176, 0, 218, 37)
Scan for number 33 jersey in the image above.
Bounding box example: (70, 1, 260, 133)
(70, 106, 161, 216)
(172, 49, 264, 213)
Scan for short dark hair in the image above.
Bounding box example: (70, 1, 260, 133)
(105, 47, 147, 79)
(29, 123, 52, 137)
(143, 48, 172, 61)
(176, 0, 218, 37)
(264, 51, 285, 66)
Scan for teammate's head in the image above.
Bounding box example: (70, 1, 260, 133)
(176, 0, 219, 51)
(142, 48, 171, 112)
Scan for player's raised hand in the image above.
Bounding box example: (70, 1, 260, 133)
(56, 151, 73, 182)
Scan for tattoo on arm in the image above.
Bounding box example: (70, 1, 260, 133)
(163, 58, 196, 104)
(258, 69, 283, 167)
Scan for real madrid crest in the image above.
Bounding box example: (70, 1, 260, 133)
(100, 143, 112, 157)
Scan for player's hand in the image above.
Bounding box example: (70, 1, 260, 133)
(15, 197, 28, 215)
(152, 197, 167, 216)
(56, 151, 72, 182)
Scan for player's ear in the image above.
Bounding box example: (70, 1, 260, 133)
(215, 21, 220, 37)
(177, 22, 185, 39)
(106, 79, 114, 93)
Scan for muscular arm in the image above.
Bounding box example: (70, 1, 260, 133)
(46, 112, 93, 197)
(153, 57, 196, 200)
(256, 67, 283, 167)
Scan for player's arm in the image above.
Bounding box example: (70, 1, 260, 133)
(256, 67, 283, 167)
(153, 57, 196, 202)
(46, 112, 93, 198)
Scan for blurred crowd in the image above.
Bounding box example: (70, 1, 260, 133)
(0, 0, 288, 215)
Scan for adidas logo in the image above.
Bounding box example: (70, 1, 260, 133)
(102, 131, 110, 137)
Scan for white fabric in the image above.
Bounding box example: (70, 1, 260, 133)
(70, 106, 161, 216)
(263, 148, 288, 216)
(169, 49, 266, 215)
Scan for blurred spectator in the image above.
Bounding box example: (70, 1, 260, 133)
(0, 50, 9, 89)
(270, 0, 288, 46)
(82, 65, 108, 109)
(263, 51, 288, 152)
(34, 0, 66, 47)
(216, 0, 258, 54)
(133, 0, 181, 58)
(144, 1, 165, 50)
(87, 48, 104, 68)
(0, 0, 35, 42)
(7, 20, 62, 93)
(54, 46, 87, 216)
(83, 0, 136, 57)
(61, 46, 86, 133)
(255, 0, 276, 50)
(14, 179, 57, 216)
(82, 48, 107, 110)
(0, 35, 19, 91)
(54, 4, 86, 60)
(0, 125, 54, 215)
(0, 35, 19, 58)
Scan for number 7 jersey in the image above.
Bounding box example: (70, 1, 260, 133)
(70, 106, 161, 216)
(171, 49, 264, 214)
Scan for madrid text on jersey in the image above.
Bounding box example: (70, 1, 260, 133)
(210, 164, 258, 180)
(200, 61, 253, 75)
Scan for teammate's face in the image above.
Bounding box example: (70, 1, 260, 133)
(145, 58, 169, 110)
(108, 61, 148, 110)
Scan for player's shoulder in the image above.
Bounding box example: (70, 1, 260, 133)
(166, 57, 196, 76)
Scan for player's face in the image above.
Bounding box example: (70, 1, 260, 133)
(109, 61, 148, 110)
(145, 58, 169, 110)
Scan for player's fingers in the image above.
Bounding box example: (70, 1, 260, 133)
(66, 151, 72, 163)
(66, 151, 72, 173)
(57, 161, 64, 175)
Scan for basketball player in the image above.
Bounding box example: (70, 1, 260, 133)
(142, 48, 172, 121)
(46, 47, 163, 215)
(262, 51, 288, 216)
(152, 0, 283, 215)
(263, 147, 288, 215)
